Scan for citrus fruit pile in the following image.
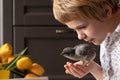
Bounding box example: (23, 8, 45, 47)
(0, 43, 45, 78)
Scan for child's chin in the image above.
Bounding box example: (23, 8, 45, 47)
(93, 42, 100, 45)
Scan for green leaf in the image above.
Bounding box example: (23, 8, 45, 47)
(11, 68, 25, 77)
(3, 47, 28, 70)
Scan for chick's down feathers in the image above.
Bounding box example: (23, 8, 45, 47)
(61, 43, 96, 65)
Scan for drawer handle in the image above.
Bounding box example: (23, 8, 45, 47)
(56, 29, 75, 34)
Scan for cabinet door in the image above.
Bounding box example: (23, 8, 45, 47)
(13, 26, 99, 80)
(13, 0, 59, 25)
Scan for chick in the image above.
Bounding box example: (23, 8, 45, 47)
(61, 43, 96, 66)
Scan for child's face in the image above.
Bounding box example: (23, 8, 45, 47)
(66, 19, 110, 45)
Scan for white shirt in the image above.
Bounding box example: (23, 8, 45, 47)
(100, 24, 120, 80)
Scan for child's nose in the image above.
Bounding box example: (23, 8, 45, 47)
(77, 33, 86, 40)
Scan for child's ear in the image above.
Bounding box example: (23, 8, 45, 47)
(104, 5, 112, 19)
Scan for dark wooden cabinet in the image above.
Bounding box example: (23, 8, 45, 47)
(13, 0, 58, 25)
(1, 0, 100, 80)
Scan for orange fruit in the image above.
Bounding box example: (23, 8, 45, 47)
(1, 56, 8, 63)
(16, 56, 32, 70)
(29, 63, 45, 76)
(24, 73, 37, 78)
(7, 55, 15, 63)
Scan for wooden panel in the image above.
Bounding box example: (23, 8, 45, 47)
(13, 26, 99, 80)
(13, 0, 60, 25)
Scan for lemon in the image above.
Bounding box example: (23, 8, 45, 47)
(16, 56, 32, 70)
(29, 63, 45, 76)
(0, 43, 12, 57)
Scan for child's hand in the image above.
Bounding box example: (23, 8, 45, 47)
(64, 61, 93, 78)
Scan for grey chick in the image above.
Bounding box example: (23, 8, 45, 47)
(61, 43, 96, 66)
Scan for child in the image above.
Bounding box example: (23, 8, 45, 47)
(53, 0, 120, 80)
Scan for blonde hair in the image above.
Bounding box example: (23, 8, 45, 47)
(53, 0, 118, 24)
